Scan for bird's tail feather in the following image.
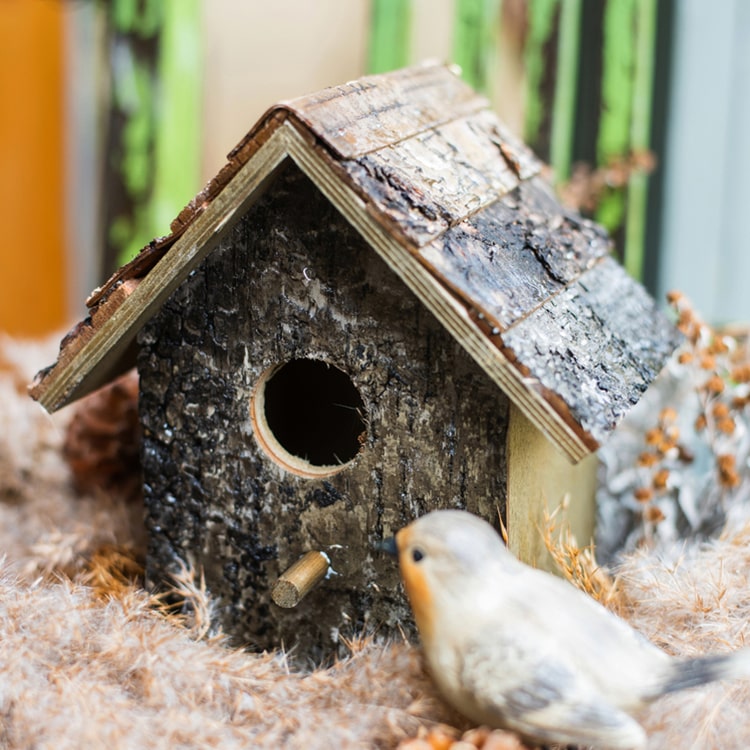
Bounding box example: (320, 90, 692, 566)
(650, 648, 750, 699)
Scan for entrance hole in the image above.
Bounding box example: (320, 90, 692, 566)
(252, 358, 367, 476)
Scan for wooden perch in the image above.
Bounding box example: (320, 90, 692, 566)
(271, 551, 330, 608)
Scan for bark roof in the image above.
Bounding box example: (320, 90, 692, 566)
(30, 64, 681, 461)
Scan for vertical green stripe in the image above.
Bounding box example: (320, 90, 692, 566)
(108, 0, 163, 270)
(111, 0, 202, 267)
(152, 0, 202, 234)
(624, 0, 658, 280)
(549, 0, 582, 182)
(597, 0, 635, 161)
(524, 0, 559, 145)
(595, 0, 636, 233)
(453, 0, 501, 95)
(367, 0, 412, 74)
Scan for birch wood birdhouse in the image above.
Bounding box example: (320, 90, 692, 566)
(31, 65, 680, 658)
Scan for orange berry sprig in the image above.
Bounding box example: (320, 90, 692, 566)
(666, 291, 749, 498)
(599, 293, 750, 556)
(632, 407, 688, 533)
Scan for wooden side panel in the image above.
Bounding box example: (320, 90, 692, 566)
(501, 256, 682, 446)
(506, 403, 598, 569)
(281, 64, 486, 159)
(417, 176, 610, 329)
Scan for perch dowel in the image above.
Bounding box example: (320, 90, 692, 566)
(271, 550, 330, 608)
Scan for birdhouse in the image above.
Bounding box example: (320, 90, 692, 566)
(31, 65, 680, 659)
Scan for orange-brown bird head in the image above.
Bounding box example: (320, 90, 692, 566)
(388, 510, 512, 644)
(394, 522, 436, 641)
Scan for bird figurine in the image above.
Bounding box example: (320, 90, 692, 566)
(386, 509, 750, 750)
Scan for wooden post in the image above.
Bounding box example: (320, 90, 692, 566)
(271, 551, 330, 608)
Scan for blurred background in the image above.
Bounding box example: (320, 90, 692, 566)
(1, 0, 747, 338)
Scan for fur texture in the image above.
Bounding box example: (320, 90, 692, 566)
(4, 333, 750, 748)
(0, 571, 454, 749)
(617, 525, 750, 749)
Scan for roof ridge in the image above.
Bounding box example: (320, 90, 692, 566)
(274, 63, 488, 159)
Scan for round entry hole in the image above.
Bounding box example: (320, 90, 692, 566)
(252, 359, 367, 477)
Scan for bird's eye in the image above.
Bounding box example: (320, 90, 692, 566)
(411, 547, 425, 563)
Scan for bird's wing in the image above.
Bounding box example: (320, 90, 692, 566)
(459, 631, 647, 750)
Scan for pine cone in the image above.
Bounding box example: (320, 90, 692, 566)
(63, 369, 141, 502)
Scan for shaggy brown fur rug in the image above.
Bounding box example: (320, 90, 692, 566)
(2, 332, 750, 749)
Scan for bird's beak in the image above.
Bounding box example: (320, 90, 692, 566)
(377, 536, 398, 557)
